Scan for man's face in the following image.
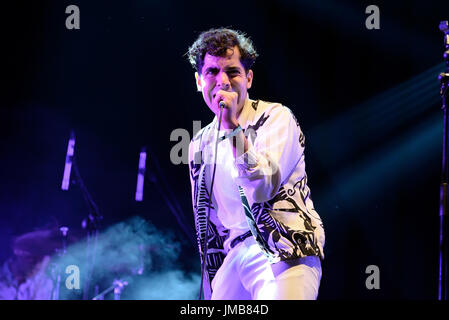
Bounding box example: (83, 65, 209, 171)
(195, 46, 253, 117)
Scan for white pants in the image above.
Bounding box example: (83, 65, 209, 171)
(211, 236, 322, 300)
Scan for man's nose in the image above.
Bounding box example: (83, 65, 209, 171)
(216, 71, 231, 90)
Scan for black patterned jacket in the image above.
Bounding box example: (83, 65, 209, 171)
(188, 98, 325, 299)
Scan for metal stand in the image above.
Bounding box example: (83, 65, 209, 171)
(198, 104, 224, 300)
(140, 146, 196, 246)
(71, 157, 103, 300)
(81, 217, 100, 300)
(92, 279, 128, 300)
(51, 226, 69, 300)
(438, 20, 449, 301)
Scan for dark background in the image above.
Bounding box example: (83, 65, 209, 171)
(1, 0, 448, 299)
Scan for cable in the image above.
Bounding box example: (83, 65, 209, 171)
(198, 105, 224, 300)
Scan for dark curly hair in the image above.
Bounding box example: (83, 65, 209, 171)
(187, 28, 258, 74)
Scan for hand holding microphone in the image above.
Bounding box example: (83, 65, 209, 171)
(219, 100, 227, 109)
(214, 90, 239, 129)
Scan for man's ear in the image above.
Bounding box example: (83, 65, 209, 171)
(195, 72, 202, 92)
(246, 69, 253, 89)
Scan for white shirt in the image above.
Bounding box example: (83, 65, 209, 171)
(206, 98, 257, 251)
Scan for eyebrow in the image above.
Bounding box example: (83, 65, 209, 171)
(203, 66, 219, 74)
(225, 66, 243, 72)
(203, 66, 243, 74)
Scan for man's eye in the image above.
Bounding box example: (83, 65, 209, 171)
(205, 69, 218, 76)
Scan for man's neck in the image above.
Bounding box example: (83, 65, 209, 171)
(237, 97, 251, 120)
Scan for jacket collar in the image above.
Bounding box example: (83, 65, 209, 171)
(212, 96, 256, 131)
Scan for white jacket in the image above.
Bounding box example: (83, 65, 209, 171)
(189, 98, 325, 299)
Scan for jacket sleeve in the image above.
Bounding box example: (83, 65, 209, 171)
(231, 105, 304, 204)
(188, 140, 196, 205)
(188, 129, 205, 212)
(188, 136, 202, 250)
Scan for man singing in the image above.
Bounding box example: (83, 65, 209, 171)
(187, 28, 325, 300)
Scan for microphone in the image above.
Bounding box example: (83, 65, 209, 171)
(219, 101, 227, 109)
(61, 131, 75, 190)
